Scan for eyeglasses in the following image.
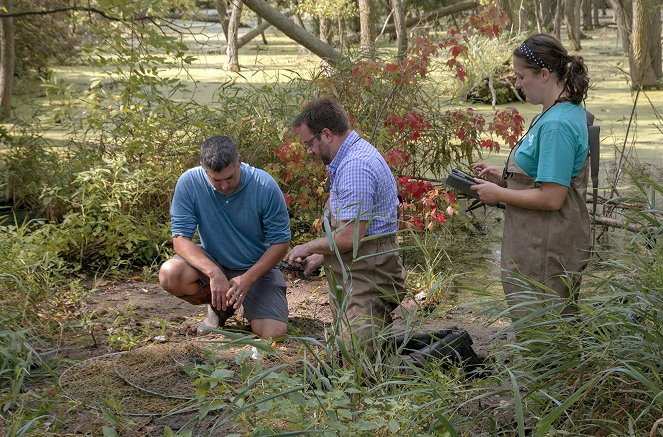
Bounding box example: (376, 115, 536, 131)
(302, 130, 323, 149)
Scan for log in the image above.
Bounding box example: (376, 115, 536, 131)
(242, 0, 342, 64)
(593, 215, 657, 233)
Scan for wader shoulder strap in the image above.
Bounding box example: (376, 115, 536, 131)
(586, 110, 600, 249)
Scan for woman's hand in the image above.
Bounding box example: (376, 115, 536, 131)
(470, 178, 504, 206)
(471, 163, 502, 185)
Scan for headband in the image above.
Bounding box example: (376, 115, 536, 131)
(518, 42, 553, 71)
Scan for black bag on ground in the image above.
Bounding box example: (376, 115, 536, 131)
(397, 328, 485, 375)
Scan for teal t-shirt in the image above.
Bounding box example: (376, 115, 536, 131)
(514, 102, 589, 187)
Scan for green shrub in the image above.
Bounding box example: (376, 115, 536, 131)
(0, 221, 72, 408)
(0, 321, 39, 410)
(191, 328, 466, 436)
(40, 157, 173, 269)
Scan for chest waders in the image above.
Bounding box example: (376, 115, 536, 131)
(322, 202, 406, 358)
(501, 143, 591, 319)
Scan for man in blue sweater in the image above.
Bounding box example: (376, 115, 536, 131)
(159, 135, 291, 339)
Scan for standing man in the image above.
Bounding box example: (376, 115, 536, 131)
(285, 97, 406, 353)
(159, 135, 291, 340)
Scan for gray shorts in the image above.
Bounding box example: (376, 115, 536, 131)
(173, 250, 288, 322)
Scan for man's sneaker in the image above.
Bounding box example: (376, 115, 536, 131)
(212, 306, 236, 327)
(196, 305, 236, 335)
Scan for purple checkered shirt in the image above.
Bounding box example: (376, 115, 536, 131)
(327, 131, 399, 236)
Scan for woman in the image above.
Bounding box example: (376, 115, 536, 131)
(471, 34, 591, 319)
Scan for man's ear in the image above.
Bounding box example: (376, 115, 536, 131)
(319, 127, 330, 143)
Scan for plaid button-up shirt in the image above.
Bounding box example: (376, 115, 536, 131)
(327, 131, 399, 236)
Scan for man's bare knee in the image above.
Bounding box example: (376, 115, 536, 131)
(251, 319, 287, 340)
(159, 259, 199, 295)
(159, 260, 180, 292)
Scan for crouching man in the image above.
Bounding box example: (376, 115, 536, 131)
(159, 135, 291, 339)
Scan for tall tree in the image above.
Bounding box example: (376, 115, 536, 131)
(319, 16, 333, 45)
(215, 0, 230, 42)
(389, 0, 407, 60)
(565, 0, 582, 50)
(226, 0, 243, 71)
(495, 0, 515, 30)
(582, 0, 593, 30)
(237, 9, 293, 49)
(0, 0, 14, 118)
(609, 0, 632, 52)
(553, 0, 563, 41)
(629, 0, 662, 89)
(346, 1, 480, 45)
(358, 0, 374, 54)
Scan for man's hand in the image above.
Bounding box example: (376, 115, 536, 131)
(303, 254, 324, 277)
(227, 275, 251, 309)
(285, 243, 312, 267)
(209, 271, 230, 310)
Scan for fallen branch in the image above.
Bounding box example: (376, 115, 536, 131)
(238, 10, 293, 48)
(592, 215, 658, 234)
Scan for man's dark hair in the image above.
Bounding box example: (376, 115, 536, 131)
(200, 136, 240, 171)
(292, 96, 350, 135)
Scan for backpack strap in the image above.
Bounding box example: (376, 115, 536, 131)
(586, 110, 600, 249)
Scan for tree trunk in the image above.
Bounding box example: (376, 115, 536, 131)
(629, 0, 663, 89)
(338, 17, 346, 49)
(237, 9, 293, 49)
(592, 0, 600, 28)
(346, 1, 479, 45)
(242, 0, 341, 64)
(0, 0, 14, 119)
(514, 0, 533, 32)
(565, 0, 582, 50)
(226, 0, 243, 72)
(608, 0, 632, 53)
(496, 0, 514, 31)
(553, 0, 563, 41)
(539, 0, 557, 31)
(582, 0, 593, 30)
(293, 14, 310, 55)
(319, 16, 333, 45)
(215, 0, 230, 42)
(358, 0, 374, 55)
(390, 0, 407, 60)
(256, 15, 268, 44)
(405, 1, 479, 28)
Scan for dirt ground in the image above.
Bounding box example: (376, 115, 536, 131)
(81, 272, 509, 357)
(49, 270, 509, 435)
